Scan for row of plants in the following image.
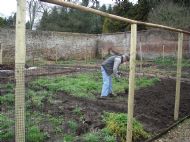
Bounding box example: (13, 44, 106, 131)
(29, 72, 160, 99)
(154, 56, 190, 68)
(1, 111, 150, 142)
(63, 112, 150, 142)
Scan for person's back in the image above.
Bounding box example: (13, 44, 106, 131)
(102, 55, 118, 75)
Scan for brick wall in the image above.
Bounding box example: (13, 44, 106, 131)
(0, 28, 189, 64)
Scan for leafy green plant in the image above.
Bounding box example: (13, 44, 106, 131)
(29, 78, 50, 91)
(73, 106, 83, 116)
(49, 116, 63, 126)
(182, 59, 190, 67)
(26, 125, 46, 142)
(49, 116, 64, 134)
(0, 93, 14, 105)
(102, 134, 116, 142)
(26, 111, 64, 137)
(67, 120, 78, 133)
(103, 112, 150, 142)
(136, 77, 160, 89)
(154, 56, 176, 66)
(82, 129, 116, 142)
(6, 83, 14, 93)
(83, 132, 100, 142)
(63, 134, 75, 142)
(0, 83, 14, 94)
(0, 114, 14, 141)
(26, 90, 50, 109)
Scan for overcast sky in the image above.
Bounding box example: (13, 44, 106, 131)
(0, 0, 137, 17)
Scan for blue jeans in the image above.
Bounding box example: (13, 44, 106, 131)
(101, 66, 112, 97)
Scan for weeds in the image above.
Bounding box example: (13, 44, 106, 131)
(63, 134, 75, 142)
(0, 93, 14, 106)
(73, 106, 83, 116)
(26, 125, 46, 142)
(26, 111, 64, 139)
(0, 114, 45, 142)
(136, 77, 160, 89)
(102, 112, 150, 142)
(83, 132, 99, 142)
(81, 117, 147, 142)
(30, 72, 159, 100)
(26, 89, 50, 109)
(154, 56, 190, 68)
(0, 113, 47, 142)
(0, 114, 14, 141)
(29, 73, 103, 99)
(81, 129, 116, 142)
(0, 71, 159, 142)
(67, 120, 78, 133)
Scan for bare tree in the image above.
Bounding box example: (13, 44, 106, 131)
(27, 0, 50, 29)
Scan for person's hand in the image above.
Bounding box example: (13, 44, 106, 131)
(117, 71, 122, 76)
(116, 73, 121, 79)
(115, 74, 121, 82)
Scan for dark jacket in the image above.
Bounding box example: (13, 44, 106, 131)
(102, 55, 123, 76)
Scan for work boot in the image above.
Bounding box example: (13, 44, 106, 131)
(108, 93, 117, 97)
(97, 96, 108, 100)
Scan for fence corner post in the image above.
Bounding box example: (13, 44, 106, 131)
(174, 32, 183, 121)
(0, 43, 2, 64)
(126, 23, 137, 142)
(15, 0, 26, 142)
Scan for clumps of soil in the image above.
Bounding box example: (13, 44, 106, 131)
(0, 64, 30, 70)
(134, 79, 190, 134)
(0, 64, 15, 70)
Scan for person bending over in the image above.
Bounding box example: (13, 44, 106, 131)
(100, 54, 129, 98)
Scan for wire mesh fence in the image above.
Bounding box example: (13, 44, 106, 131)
(0, 28, 190, 141)
(136, 30, 190, 83)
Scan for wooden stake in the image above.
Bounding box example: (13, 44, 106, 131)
(139, 37, 143, 72)
(174, 33, 183, 121)
(0, 43, 2, 64)
(126, 24, 137, 142)
(55, 47, 58, 64)
(162, 44, 165, 60)
(15, 0, 26, 142)
(85, 45, 87, 64)
(188, 36, 190, 55)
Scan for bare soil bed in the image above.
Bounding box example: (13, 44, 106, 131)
(38, 78, 190, 141)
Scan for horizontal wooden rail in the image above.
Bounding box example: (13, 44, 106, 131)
(40, 0, 190, 35)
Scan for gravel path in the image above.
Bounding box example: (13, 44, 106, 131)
(154, 118, 190, 142)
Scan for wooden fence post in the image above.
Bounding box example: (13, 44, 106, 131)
(188, 36, 190, 56)
(126, 24, 137, 142)
(15, 0, 26, 142)
(55, 47, 58, 64)
(174, 33, 183, 121)
(139, 36, 143, 72)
